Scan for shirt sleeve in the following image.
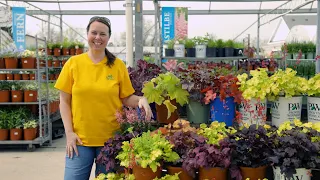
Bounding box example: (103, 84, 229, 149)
(119, 59, 135, 98)
(54, 57, 74, 94)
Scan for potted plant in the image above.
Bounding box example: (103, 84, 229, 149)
(229, 124, 276, 180)
(306, 73, 320, 123)
(75, 41, 85, 55)
(216, 39, 225, 57)
(23, 82, 38, 102)
(62, 38, 70, 56)
(69, 42, 76, 55)
(0, 109, 9, 140)
(194, 36, 207, 58)
(20, 49, 36, 69)
(52, 42, 62, 56)
(116, 131, 180, 180)
(174, 39, 185, 58)
(267, 68, 308, 126)
(11, 82, 23, 102)
(164, 39, 175, 57)
(234, 42, 244, 57)
(197, 121, 236, 145)
(165, 131, 206, 180)
(23, 119, 37, 140)
(202, 69, 242, 126)
(0, 81, 11, 102)
(142, 72, 189, 124)
(269, 120, 320, 180)
(8, 107, 28, 140)
(153, 173, 180, 180)
(237, 68, 272, 125)
(47, 42, 54, 55)
(94, 172, 135, 180)
(224, 39, 235, 57)
(2, 43, 21, 69)
(184, 38, 196, 57)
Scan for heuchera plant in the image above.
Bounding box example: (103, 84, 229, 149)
(142, 72, 189, 119)
(307, 73, 320, 97)
(228, 124, 277, 180)
(116, 131, 180, 173)
(182, 138, 233, 178)
(268, 120, 320, 179)
(128, 59, 162, 96)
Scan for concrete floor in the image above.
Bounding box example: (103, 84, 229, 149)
(0, 136, 96, 180)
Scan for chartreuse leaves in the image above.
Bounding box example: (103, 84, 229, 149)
(116, 131, 180, 173)
(142, 72, 189, 118)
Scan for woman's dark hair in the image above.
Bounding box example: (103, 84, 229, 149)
(86, 16, 116, 67)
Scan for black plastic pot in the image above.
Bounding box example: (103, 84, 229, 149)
(225, 47, 234, 57)
(165, 49, 174, 57)
(186, 48, 196, 57)
(234, 48, 244, 56)
(217, 48, 225, 57)
(206, 47, 217, 57)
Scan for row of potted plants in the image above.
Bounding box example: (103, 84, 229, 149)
(0, 81, 38, 102)
(47, 38, 85, 56)
(95, 105, 320, 180)
(0, 71, 36, 81)
(0, 106, 38, 141)
(164, 35, 244, 58)
(283, 41, 316, 59)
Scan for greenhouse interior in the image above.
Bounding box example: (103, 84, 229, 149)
(0, 0, 320, 179)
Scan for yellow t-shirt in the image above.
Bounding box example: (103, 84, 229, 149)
(54, 53, 135, 146)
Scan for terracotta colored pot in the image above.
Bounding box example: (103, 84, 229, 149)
(6, 74, 13, 80)
(49, 74, 55, 80)
(24, 90, 37, 102)
(61, 60, 67, 67)
(0, 58, 5, 68)
(240, 166, 267, 180)
(52, 60, 60, 67)
(132, 165, 161, 180)
(0, 74, 5, 80)
(24, 128, 37, 140)
(21, 57, 36, 69)
(0, 90, 10, 102)
(39, 60, 46, 67)
(47, 60, 53, 67)
(53, 48, 61, 56)
(30, 74, 36, 80)
(155, 100, 179, 124)
(4, 57, 18, 69)
(47, 48, 53, 55)
(13, 74, 21, 80)
(76, 48, 83, 55)
(22, 74, 29, 80)
(0, 129, 9, 140)
(167, 166, 193, 180)
(62, 48, 69, 56)
(11, 90, 23, 102)
(10, 128, 23, 140)
(55, 73, 60, 80)
(70, 48, 76, 55)
(199, 167, 227, 180)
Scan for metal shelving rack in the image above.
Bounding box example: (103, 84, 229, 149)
(0, 36, 52, 151)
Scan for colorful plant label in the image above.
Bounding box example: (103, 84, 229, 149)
(238, 98, 267, 125)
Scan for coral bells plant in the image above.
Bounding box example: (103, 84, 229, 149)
(268, 120, 320, 178)
(116, 131, 180, 172)
(267, 68, 308, 101)
(307, 73, 320, 97)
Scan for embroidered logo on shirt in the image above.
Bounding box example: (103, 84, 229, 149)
(106, 74, 114, 80)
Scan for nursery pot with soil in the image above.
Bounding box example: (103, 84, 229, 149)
(155, 100, 179, 124)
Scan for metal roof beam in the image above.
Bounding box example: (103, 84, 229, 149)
(2, 0, 290, 2)
(27, 9, 317, 15)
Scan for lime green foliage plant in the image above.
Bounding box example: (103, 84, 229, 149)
(307, 73, 320, 97)
(142, 72, 189, 119)
(267, 68, 308, 101)
(116, 131, 180, 173)
(237, 68, 272, 101)
(197, 121, 237, 145)
(153, 173, 180, 180)
(94, 173, 135, 180)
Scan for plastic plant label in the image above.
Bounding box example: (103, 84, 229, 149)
(24, 60, 27, 63)
(29, 94, 33, 97)
(13, 95, 17, 98)
(14, 132, 18, 135)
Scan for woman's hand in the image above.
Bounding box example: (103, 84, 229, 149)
(66, 132, 83, 158)
(138, 97, 153, 120)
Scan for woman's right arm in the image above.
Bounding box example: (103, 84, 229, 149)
(60, 91, 82, 158)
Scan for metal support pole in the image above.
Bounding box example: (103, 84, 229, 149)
(316, 0, 320, 73)
(125, 0, 133, 67)
(135, 0, 143, 65)
(154, 1, 159, 66)
(60, 15, 63, 42)
(257, 14, 260, 59)
(48, 15, 51, 42)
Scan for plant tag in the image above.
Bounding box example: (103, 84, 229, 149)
(14, 132, 18, 135)
(13, 95, 17, 98)
(24, 60, 27, 63)
(29, 94, 33, 97)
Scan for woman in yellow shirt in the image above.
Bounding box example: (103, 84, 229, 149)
(55, 16, 152, 180)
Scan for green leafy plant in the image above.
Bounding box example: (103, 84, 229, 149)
(142, 72, 189, 119)
(94, 173, 135, 180)
(23, 120, 37, 129)
(224, 39, 235, 48)
(307, 73, 320, 97)
(165, 39, 175, 50)
(267, 68, 308, 101)
(184, 38, 195, 48)
(7, 107, 29, 129)
(153, 173, 180, 180)
(216, 39, 225, 48)
(0, 110, 9, 129)
(0, 81, 12, 90)
(116, 131, 180, 172)
(23, 81, 38, 91)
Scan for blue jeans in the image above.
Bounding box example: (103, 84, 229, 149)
(64, 145, 107, 180)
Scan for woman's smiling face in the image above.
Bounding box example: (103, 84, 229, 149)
(87, 21, 110, 51)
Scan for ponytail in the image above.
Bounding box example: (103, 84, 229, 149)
(105, 48, 116, 67)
